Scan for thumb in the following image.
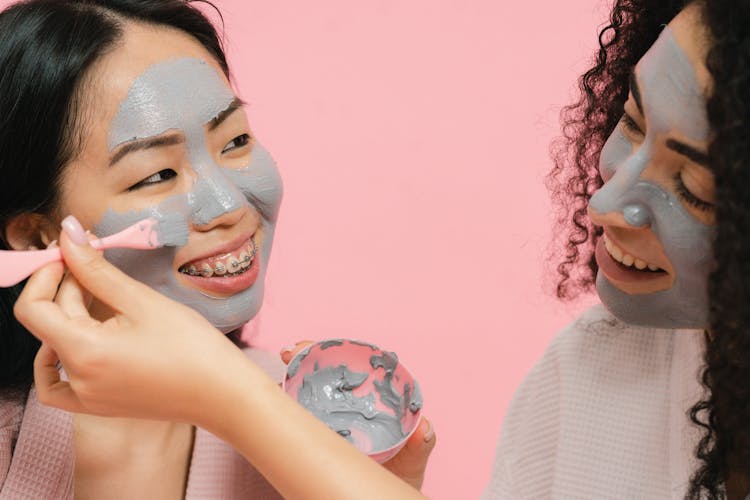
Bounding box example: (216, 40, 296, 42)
(59, 215, 155, 314)
(383, 416, 436, 490)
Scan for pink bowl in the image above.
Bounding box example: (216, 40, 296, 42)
(283, 339, 423, 463)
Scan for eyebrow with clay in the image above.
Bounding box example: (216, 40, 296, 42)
(628, 67, 711, 169)
(108, 96, 246, 167)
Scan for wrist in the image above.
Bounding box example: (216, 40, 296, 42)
(194, 350, 282, 437)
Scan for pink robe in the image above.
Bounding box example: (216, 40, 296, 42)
(0, 349, 285, 499)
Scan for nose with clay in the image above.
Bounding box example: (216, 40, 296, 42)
(589, 129, 659, 230)
(187, 147, 249, 228)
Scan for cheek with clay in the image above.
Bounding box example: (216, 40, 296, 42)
(599, 126, 633, 182)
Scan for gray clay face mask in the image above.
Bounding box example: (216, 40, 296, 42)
(95, 58, 283, 333)
(590, 27, 715, 329)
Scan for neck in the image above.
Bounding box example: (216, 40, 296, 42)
(74, 414, 192, 457)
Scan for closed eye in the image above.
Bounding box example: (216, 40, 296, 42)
(674, 172, 714, 212)
(128, 169, 177, 191)
(621, 113, 644, 136)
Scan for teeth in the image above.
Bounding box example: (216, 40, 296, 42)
(200, 264, 213, 278)
(604, 236, 623, 261)
(228, 258, 241, 273)
(239, 251, 250, 269)
(603, 234, 661, 272)
(180, 237, 258, 277)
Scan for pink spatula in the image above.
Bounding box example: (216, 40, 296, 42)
(0, 215, 188, 287)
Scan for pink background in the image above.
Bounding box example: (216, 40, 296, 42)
(217, 0, 606, 499)
(225, 2, 603, 498)
(0, 0, 609, 497)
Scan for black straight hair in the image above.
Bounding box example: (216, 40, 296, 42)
(0, 0, 228, 401)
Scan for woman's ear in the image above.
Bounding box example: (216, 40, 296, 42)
(4, 213, 59, 250)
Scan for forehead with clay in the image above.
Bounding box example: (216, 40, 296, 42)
(636, 26, 709, 140)
(109, 57, 234, 149)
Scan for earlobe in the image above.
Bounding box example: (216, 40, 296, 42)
(4, 213, 58, 250)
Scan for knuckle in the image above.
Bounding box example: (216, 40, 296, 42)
(36, 387, 53, 406)
(75, 345, 102, 369)
(13, 299, 29, 323)
(83, 254, 109, 274)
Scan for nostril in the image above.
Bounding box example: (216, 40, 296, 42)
(623, 204, 651, 227)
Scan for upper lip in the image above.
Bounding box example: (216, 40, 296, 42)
(178, 231, 256, 268)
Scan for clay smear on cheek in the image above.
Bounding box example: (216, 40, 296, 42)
(599, 126, 632, 181)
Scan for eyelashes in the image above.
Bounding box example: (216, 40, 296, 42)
(222, 133, 251, 154)
(128, 169, 177, 191)
(674, 172, 714, 212)
(620, 113, 643, 135)
(125, 134, 252, 192)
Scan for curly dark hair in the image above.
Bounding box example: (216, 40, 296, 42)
(549, 0, 750, 498)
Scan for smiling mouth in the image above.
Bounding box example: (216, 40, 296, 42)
(602, 233, 664, 273)
(178, 236, 257, 278)
(595, 232, 674, 294)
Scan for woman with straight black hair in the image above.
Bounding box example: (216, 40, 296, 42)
(0, 0, 432, 497)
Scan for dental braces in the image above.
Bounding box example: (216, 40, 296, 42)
(179, 239, 257, 277)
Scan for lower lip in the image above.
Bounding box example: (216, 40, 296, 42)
(178, 253, 261, 297)
(595, 238, 669, 285)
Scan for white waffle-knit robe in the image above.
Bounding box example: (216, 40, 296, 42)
(484, 304, 706, 499)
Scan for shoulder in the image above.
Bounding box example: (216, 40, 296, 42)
(509, 303, 676, 416)
(0, 394, 26, 488)
(547, 303, 676, 379)
(0, 395, 24, 429)
(240, 347, 286, 384)
(0, 396, 24, 439)
(485, 305, 676, 498)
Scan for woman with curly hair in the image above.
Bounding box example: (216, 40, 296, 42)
(485, 0, 750, 498)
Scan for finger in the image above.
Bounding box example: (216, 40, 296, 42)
(15, 244, 65, 307)
(14, 246, 67, 340)
(58, 216, 162, 315)
(55, 269, 92, 319)
(76, 232, 97, 311)
(17, 298, 88, 354)
(33, 343, 83, 413)
(280, 340, 314, 364)
(15, 243, 90, 349)
(383, 416, 436, 490)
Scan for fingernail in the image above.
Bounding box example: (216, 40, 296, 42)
(61, 216, 88, 246)
(422, 417, 434, 443)
(47, 240, 58, 248)
(280, 344, 296, 356)
(27, 245, 38, 250)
